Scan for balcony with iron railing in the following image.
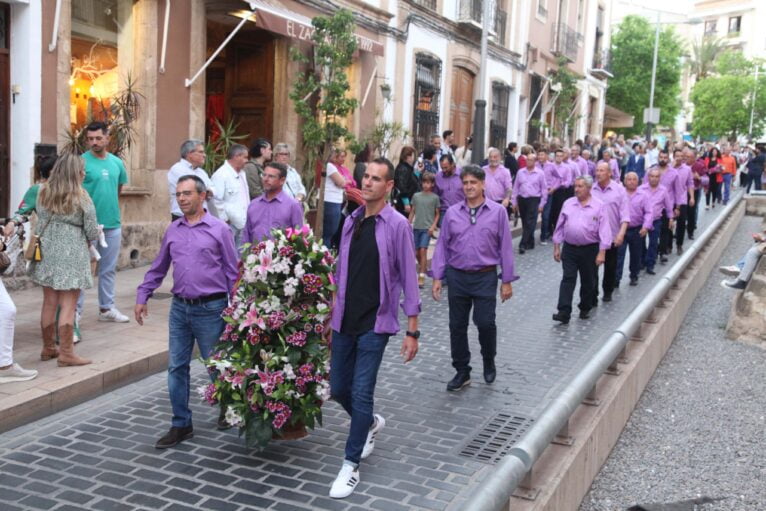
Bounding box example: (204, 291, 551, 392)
(590, 49, 613, 80)
(458, 0, 483, 27)
(456, 0, 508, 46)
(551, 22, 579, 62)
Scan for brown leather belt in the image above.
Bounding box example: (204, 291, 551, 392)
(462, 265, 497, 274)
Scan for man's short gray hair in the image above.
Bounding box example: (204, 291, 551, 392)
(180, 139, 204, 159)
(487, 147, 501, 158)
(274, 142, 291, 156)
(227, 143, 248, 160)
(575, 175, 593, 188)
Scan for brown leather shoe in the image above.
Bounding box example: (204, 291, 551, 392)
(57, 325, 91, 366)
(40, 324, 59, 361)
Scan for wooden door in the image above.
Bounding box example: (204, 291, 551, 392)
(225, 32, 275, 148)
(0, 4, 10, 218)
(450, 67, 475, 145)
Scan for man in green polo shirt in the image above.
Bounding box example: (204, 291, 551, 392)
(76, 121, 130, 323)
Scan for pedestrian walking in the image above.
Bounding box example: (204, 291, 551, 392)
(582, 149, 596, 177)
(431, 165, 517, 391)
(409, 173, 440, 288)
(643, 150, 683, 262)
(548, 149, 575, 242)
(241, 162, 304, 246)
(29, 154, 100, 366)
(481, 147, 513, 213)
(393, 146, 418, 216)
(591, 161, 629, 302)
(552, 175, 611, 324)
(671, 149, 695, 254)
(328, 158, 421, 499)
(135, 175, 239, 449)
(538, 148, 557, 243)
(598, 149, 621, 182)
(720, 146, 737, 205)
(687, 149, 705, 240)
(616, 172, 653, 286)
(504, 142, 519, 179)
(626, 143, 646, 180)
(168, 139, 215, 221)
(211, 143, 250, 247)
(512, 153, 547, 253)
(639, 168, 675, 275)
(434, 154, 464, 228)
(77, 121, 130, 324)
(571, 145, 589, 180)
(746, 147, 765, 193)
(704, 147, 723, 208)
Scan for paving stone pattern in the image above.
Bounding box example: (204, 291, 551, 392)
(0, 206, 725, 510)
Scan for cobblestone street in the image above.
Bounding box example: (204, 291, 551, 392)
(0, 206, 724, 511)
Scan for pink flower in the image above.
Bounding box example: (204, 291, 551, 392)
(241, 308, 266, 331)
(286, 331, 308, 347)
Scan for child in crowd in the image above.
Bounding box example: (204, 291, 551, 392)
(409, 172, 440, 288)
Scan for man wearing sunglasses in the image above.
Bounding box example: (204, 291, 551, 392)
(328, 158, 421, 499)
(431, 165, 518, 392)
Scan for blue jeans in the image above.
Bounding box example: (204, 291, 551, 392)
(616, 226, 644, 281)
(323, 202, 343, 248)
(644, 219, 662, 270)
(722, 173, 732, 204)
(330, 329, 390, 466)
(77, 227, 122, 313)
(168, 297, 226, 428)
(540, 197, 553, 241)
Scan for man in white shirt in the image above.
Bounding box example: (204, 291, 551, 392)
(273, 143, 307, 202)
(211, 144, 250, 247)
(168, 139, 216, 221)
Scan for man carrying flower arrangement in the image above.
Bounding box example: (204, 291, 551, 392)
(328, 158, 422, 499)
(241, 161, 304, 246)
(134, 175, 239, 449)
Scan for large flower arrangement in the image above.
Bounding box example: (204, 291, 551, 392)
(199, 225, 335, 450)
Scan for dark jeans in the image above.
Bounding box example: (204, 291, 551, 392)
(687, 189, 701, 237)
(706, 175, 722, 206)
(557, 242, 598, 317)
(549, 188, 568, 237)
(674, 204, 688, 248)
(597, 244, 618, 298)
(616, 226, 644, 281)
(518, 196, 541, 249)
(540, 195, 553, 241)
(323, 201, 343, 249)
(446, 267, 498, 374)
(168, 297, 226, 428)
(644, 218, 662, 270)
(747, 172, 763, 192)
(659, 212, 673, 255)
(330, 329, 390, 466)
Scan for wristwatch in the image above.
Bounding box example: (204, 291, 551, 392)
(405, 330, 420, 339)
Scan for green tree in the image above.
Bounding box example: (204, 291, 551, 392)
(289, 10, 358, 237)
(607, 15, 684, 135)
(714, 50, 754, 77)
(688, 36, 725, 80)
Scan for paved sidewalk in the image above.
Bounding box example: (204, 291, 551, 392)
(0, 206, 725, 510)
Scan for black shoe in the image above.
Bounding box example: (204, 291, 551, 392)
(646, 268, 656, 275)
(660, 255, 668, 264)
(602, 293, 612, 303)
(483, 362, 496, 384)
(519, 248, 525, 254)
(688, 233, 695, 240)
(579, 309, 591, 320)
(677, 246, 683, 255)
(614, 281, 620, 289)
(155, 426, 194, 449)
(552, 312, 570, 324)
(446, 372, 471, 392)
(217, 407, 232, 431)
(629, 277, 638, 286)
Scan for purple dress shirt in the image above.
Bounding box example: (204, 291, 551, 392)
(692, 159, 707, 190)
(638, 183, 675, 220)
(512, 168, 548, 209)
(673, 164, 694, 205)
(435, 170, 465, 212)
(481, 165, 513, 201)
(599, 159, 621, 181)
(331, 204, 421, 335)
(586, 160, 596, 177)
(241, 190, 304, 245)
(564, 160, 579, 179)
(541, 162, 561, 190)
(626, 189, 654, 229)
(553, 196, 613, 250)
(591, 180, 630, 241)
(136, 213, 239, 304)
(431, 200, 519, 283)
(574, 156, 589, 178)
(642, 166, 684, 208)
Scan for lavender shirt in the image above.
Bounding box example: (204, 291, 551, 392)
(573, 156, 589, 178)
(431, 200, 519, 283)
(599, 159, 621, 181)
(241, 190, 304, 245)
(481, 165, 513, 201)
(553, 196, 613, 250)
(638, 183, 675, 220)
(512, 168, 548, 209)
(626, 189, 654, 229)
(331, 204, 421, 335)
(136, 213, 239, 304)
(673, 164, 694, 205)
(541, 162, 561, 190)
(586, 160, 596, 177)
(555, 162, 575, 188)
(435, 170, 465, 212)
(642, 166, 685, 209)
(591, 180, 630, 241)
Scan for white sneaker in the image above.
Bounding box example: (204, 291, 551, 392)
(0, 363, 38, 384)
(361, 414, 385, 459)
(329, 463, 359, 499)
(718, 265, 740, 277)
(98, 307, 129, 323)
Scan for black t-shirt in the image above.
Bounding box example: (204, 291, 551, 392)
(341, 215, 380, 335)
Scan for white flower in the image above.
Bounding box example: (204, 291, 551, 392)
(225, 406, 245, 427)
(294, 262, 305, 279)
(211, 359, 233, 372)
(284, 277, 299, 297)
(195, 385, 209, 399)
(246, 254, 257, 266)
(316, 303, 328, 312)
(283, 363, 296, 380)
(315, 380, 331, 402)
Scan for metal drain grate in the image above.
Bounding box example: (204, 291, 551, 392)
(458, 413, 535, 464)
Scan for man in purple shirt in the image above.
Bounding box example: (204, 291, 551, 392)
(686, 148, 705, 240)
(671, 148, 696, 254)
(432, 165, 517, 391)
(549, 149, 574, 245)
(512, 153, 547, 253)
(552, 175, 611, 324)
(639, 167, 675, 274)
(591, 161, 630, 302)
(599, 149, 621, 182)
(134, 175, 239, 449)
(617, 172, 653, 286)
(582, 149, 596, 177)
(435, 154, 464, 228)
(643, 149, 682, 263)
(571, 145, 589, 180)
(241, 162, 304, 246)
(539, 149, 557, 243)
(482, 148, 513, 213)
(329, 158, 421, 499)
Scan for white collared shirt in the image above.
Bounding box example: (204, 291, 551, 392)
(210, 161, 250, 229)
(167, 159, 216, 217)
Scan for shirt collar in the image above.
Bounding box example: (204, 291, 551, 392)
(459, 200, 490, 212)
(258, 190, 287, 203)
(350, 202, 393, 224)
(180, 158, 194, 170)
(178, 211, 214, 227)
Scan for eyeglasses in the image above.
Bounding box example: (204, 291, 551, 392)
(276, 152, 290, 156)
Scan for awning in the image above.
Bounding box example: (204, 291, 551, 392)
(247, 0, 384, 56)
(603, 104, 634, 129)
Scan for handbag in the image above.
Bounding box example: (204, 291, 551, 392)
(24, 217, 52, 262)
(0, 245, 10, 274)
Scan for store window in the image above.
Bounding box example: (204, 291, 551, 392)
(412, 54, 441, 151)
(490, 82, 510, 151)
(69, 0, 132, 132)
